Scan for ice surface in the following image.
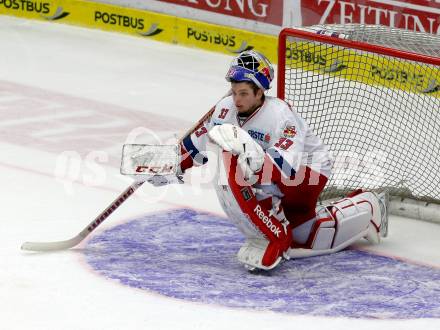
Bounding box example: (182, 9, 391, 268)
(86, 209, 440, 319)
(1, 15, 440, 330)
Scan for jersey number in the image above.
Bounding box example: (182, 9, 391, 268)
(195, 126, 208, 138)
(218, 108, 229, 119)
(274, 137, 294, 150)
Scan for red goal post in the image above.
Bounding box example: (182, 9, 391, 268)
(277, 25, 440, 223)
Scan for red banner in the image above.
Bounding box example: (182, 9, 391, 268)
(155, 0, 284, 25)
(302, 0, 440, 34)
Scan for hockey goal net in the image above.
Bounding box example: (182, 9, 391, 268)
(278, 24, 440, 220)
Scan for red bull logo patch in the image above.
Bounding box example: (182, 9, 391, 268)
(283, 125, 296, 138)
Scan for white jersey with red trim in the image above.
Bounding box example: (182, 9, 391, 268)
(181, 95, 332, 179)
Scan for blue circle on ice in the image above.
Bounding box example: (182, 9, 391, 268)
(85, 208, 440, 319)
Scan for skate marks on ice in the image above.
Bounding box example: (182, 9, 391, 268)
(84, 209, 440, 319)
(0, 80, 187, 164)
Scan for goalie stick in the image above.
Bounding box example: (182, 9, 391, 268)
(21, 99, 220, 252)
(21, 181, 143, 251)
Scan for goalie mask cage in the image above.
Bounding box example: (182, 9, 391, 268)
(278, 24, 440, 222)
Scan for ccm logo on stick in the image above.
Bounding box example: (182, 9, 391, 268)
(254, 205, 281, 237)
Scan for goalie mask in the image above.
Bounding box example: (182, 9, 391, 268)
(225, 50, 274, 91)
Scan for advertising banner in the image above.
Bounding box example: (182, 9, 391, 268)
(301, 0, 440, 35)
(153, 0, 284, 25)
(0, 0, 278, 60)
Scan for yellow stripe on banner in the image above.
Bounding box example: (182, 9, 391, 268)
(0, 0, 278, 62)
(286, 41, 440, 98)
(3, 0, 437, 98)
(175, 17, 276, 59)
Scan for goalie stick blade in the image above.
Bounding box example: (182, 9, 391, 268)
(21, 235, 83, 252)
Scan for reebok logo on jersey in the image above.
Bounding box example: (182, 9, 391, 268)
(254, 205, 281, 237)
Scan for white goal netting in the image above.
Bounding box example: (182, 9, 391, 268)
(279, 24, 440, 203)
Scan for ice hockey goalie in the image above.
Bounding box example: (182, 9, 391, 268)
(162, 50, 388, 271)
